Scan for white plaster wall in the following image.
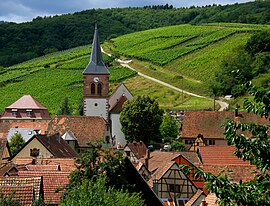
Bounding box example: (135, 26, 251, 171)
(84, 98, 108, 119)
(111, 113, 126, 147)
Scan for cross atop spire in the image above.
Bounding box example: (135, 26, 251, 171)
(83, 25, 110, 75)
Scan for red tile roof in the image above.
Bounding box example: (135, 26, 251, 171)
(19, 171, 70, 205)
(0, 122, 11, 133)
(13, 157, 76, 171)
(10, 122, 49, 134)
(201, 164, 257, 182)
(1, 185, 34, 206)
(0, 176, 42, 204)
(148, 151, 201, 172)
(185, 189, 205, 206)
(148, 151, 181, 172)
(6, 95, 47, 110)
(148, 161, 176, 188)
(126, 141, 147, 160)
(182, 111, 268, 139)
(201, 193, 219, 206)
(199, 146, 250, 166)
(110, 95, 128, 113)
(47, 116, 107, 147)
(26, 165, 60, 171)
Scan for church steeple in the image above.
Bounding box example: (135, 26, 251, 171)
(83, 25, 110, 75)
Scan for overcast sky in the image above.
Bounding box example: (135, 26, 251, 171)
(0, 0, 253, 23)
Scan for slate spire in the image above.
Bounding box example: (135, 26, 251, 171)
(83, 25, 110, 75)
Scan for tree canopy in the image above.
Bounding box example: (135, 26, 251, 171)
(57, 96, 73, 115)
(120, 95, 163, 144)
(9, 133, 25, 155)
(159, 113, 180, 142)
(195, 84, 270, 205)
(213, 29, 270, 97)
(60, 177, 144, 206)
(61, 143, 144, 205)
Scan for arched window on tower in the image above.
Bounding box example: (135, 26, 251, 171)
(97, 83, 102, 95)
(91, 83, 95, 94)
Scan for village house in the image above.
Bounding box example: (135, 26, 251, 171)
(0, 95, 51, 122)
(47, 115, 110, 153)
(10, 134, 78, 162)
(181, 110, 269, 148)
(0, 176, 43, 206)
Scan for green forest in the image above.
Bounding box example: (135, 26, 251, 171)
(0, 1, 270, 67)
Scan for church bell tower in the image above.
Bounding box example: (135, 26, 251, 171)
(83, 25, 110, 119)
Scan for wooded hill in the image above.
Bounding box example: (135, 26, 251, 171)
(1, 1, 270, 67)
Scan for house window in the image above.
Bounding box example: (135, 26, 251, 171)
(169, 184, 174, 192)
(209, 140, 215, 145)
(185, 140, 193, 144)
(169, 184, 181, 193)
(91, 83, 95, 94)
(175, 185, 180, 193)
(12, 111, 17, 117)
(26, 110, 32, 117)
(126, 151, 131, 157)
(97, 83, 102, 95)
(30, 148, 40, 157)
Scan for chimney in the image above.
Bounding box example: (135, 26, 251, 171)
(144, 149, 150, 169)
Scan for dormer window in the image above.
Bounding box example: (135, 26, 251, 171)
(26, 109, 32, 117)
(11, 109, 17, 117)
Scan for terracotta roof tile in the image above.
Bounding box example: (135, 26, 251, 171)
(6, 95, 47, 110)
(126, 141, 147, 160)
(5, 121, 49, 135)
(202, 164, 257, 182)
(13, 158, 76, 170)
(12, 122, 49, 135)
(47, 116, 107, 147)
(110, 95, 128, 113)
(185, 189, 204, 206)
(0, 176, 42, 202)
(199, 146, 250, 166)
(148, 151, 181, 172)
(182, 111, 268, 139)
(26, 165, 60, 171)
(148, 151, 201, 172)
(0, 122, 11, 133)
(19, 171, 70, 204)
(201, 193, 219, 206)
(1, 185, 34, 206)
(0, 163, 19, 177)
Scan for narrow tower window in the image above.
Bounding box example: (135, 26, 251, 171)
(91, 83, 95, 94)
(97, 83, 102, 95)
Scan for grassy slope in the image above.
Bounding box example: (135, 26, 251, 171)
(2, 23, 268, 114)
(108, 23, 270, 97)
